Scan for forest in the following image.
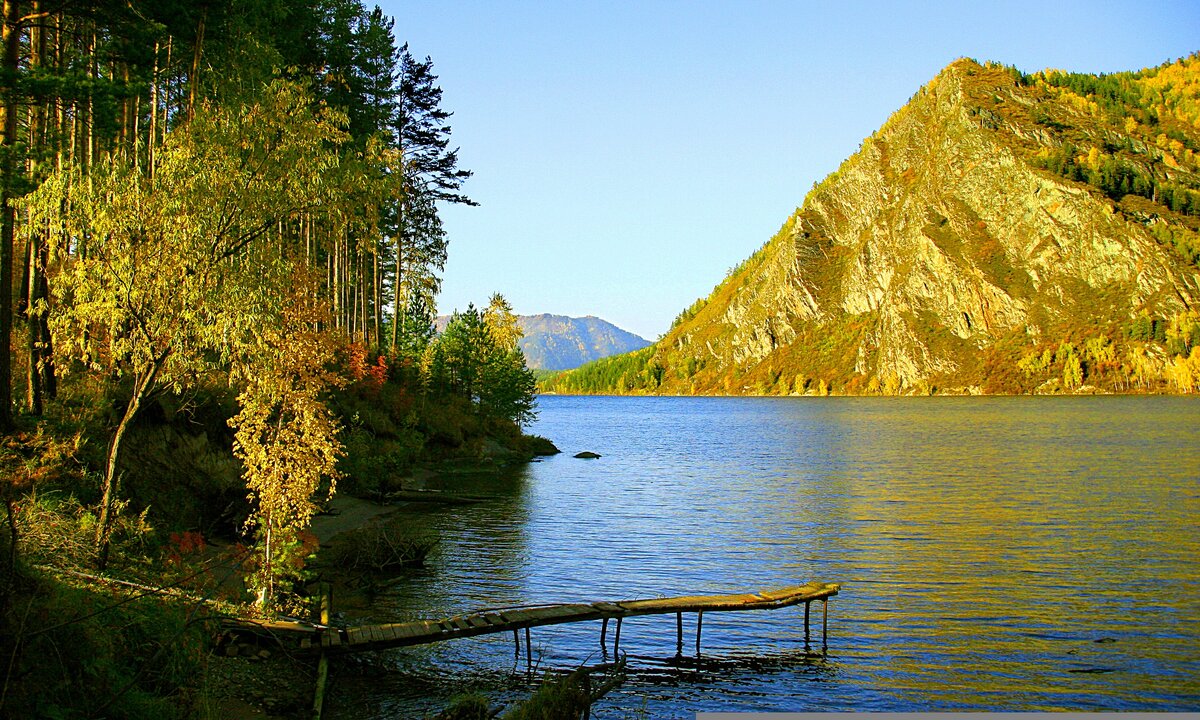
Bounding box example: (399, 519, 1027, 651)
(0, 1, 542, 716)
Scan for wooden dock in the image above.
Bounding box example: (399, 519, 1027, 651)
(227, 581, 840, 659)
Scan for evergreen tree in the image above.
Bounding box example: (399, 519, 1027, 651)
(479, 349, 537, 427)
(396, 288, 437, 360)
(390, 45, 474, 348)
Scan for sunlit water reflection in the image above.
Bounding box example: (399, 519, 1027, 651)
(327, 396, 1200, 717)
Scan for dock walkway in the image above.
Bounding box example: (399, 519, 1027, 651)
(228, 581, 840, 658)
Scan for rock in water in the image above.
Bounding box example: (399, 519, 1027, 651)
(574, 451, 601, 459)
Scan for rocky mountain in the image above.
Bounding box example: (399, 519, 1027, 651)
(543, 55, 1200, 395)
(436, 313, 650, 371)
(517, 314, 650, 371)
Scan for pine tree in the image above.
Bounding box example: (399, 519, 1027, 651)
(391, 45, 474, 348)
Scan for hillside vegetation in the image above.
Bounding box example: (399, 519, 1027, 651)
(542, 54, 1200, 396)
(0, 2, 543, 716)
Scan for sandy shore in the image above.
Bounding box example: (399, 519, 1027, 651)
(209, 494, 410, 720)
(309, 494, 406, 545)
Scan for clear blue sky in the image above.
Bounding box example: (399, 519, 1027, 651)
(376, 0, 1200, 341)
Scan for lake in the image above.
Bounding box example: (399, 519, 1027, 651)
(327, 395, 1200, 717)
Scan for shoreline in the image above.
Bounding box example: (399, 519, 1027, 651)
(208, 492, 411, 720)
(210, 462, 516, 720)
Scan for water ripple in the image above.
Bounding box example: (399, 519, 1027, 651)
(328, 396, 1200, 718)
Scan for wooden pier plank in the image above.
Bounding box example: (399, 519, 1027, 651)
(237, 582, 840, 656)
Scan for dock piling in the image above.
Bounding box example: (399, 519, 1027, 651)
(312, 583, 332, 720)
(803, 600, 811, 650)
(676, 612, 683, 657)
(822, 598, 829, 654)
(695, 610, 704, 656)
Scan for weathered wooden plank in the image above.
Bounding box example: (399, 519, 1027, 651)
(523, 608, 564, 622)
(498, 609, 536, 624)
(297, 582, 839, 656)
(625, 592, 762, 609)
(757, 585, 817, 602)
(523, 604, 592, 622)
(380, 622, 426, 641)
(388, 623, 420, 641)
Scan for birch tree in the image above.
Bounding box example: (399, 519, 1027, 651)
(22, 79, 347, 569)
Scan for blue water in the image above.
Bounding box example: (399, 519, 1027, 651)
(327, 395, 1200, 717)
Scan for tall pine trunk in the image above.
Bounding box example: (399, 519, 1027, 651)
(0, 0, 22, 431)
(372, 245, 381, 350)
(188, 11, 205, 122)
(24, 2, 44, 414)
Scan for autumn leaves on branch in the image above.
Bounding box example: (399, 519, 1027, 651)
(0, 1, 500, 607)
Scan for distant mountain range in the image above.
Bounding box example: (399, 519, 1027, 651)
(435, 313, 651, 371)
(517, 314, 651, 370)
(543, 55, 1200, 395)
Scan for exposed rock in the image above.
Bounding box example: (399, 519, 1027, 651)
(523, 434, 561, 456)
(568, 57, 1200, 395)
(573, 451, 601, 459)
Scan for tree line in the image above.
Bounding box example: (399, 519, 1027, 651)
(1, 0, 474, 424)
(0, 1, 534, 603)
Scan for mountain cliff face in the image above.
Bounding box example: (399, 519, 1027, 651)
(517, 314, 650, 371)
(544, 55, 1200, 395)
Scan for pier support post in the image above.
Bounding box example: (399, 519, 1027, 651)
(513, 629, 520, 659)
(614, 616, 623, 656)
(600, 617, 608, 653)
(525, 627, 532, 673)
(312, 583, 332, 720)
(676, 612, 683, 657)
(803, 600, 811, 650)
(695, 610, 704, 656)
(822, 598, 829, 655)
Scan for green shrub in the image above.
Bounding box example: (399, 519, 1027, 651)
(433, 694, 492, 720)
(501, 671, 592, 720)
(0, 574, 209, 719)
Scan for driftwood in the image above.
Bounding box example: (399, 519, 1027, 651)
(328, 517, 438, 573)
